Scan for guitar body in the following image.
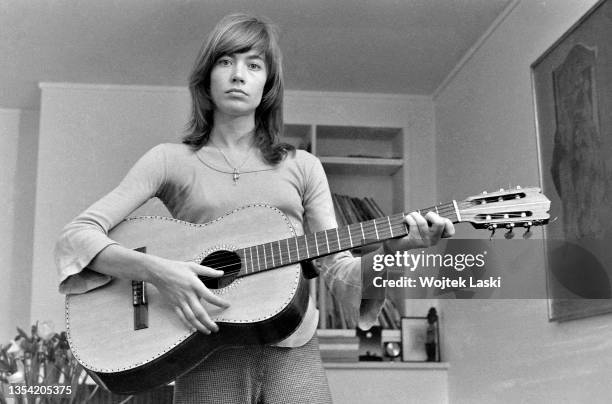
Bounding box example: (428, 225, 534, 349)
(65, 204, 309, 394)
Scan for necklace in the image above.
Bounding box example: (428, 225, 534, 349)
(212, 143, 253, 185)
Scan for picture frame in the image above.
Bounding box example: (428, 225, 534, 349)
(531, 0, 612, 321)
(401, 317, 439, 362)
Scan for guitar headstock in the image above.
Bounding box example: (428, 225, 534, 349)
(457, 186, 551, 238)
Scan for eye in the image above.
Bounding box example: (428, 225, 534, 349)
(217, 57, 232, 66)
(248, 62, 262, 71)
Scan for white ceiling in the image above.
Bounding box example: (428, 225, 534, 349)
(1, 0, 512, 109)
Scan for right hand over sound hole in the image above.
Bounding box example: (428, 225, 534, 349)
(199, 250, 242, 289)
(149, 257, 231, 334)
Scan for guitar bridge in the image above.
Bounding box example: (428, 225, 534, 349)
(132, 247, 149, 330)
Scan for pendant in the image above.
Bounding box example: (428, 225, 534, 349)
(232, 168, 240, 185)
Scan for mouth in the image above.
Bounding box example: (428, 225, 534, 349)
(226, 88, 248, 96)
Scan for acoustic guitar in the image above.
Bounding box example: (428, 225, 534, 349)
(65, 186, 550, 394)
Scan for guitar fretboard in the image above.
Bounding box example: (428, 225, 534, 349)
(237, 201, 459, 276)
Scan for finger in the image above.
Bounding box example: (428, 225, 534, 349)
(191, 264, 225, 278)
(410, 212, 430, 236)
(194, 283, 231, 308)
(174, 307, 195, 332)
(188, 296, 219, 333)
(404, 213, 418, 237)
(442, 219, 455, 238)
(180, 303, 211, 335)
(424, 212, 445, 237)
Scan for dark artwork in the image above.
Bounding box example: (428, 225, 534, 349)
(551, 45, 606, 241)
(532, 0, 612, 321)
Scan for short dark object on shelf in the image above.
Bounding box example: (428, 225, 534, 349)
(425, 307, 439, 362)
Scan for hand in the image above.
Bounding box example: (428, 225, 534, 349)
(383, 211, 455, 254)
(149, 257, 230, 334)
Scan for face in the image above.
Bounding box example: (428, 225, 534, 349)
(209, 49, 268, 118)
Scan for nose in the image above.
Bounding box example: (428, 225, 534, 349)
(231, 62, 246, 84)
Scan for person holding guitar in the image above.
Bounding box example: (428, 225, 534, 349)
(55, 13, 454, 404)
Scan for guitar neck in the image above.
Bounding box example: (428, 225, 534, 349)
(238, 201, 460, 276)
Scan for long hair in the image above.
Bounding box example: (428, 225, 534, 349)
(183, 13, 294, 164)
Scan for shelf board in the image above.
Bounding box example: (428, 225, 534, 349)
(320, 156, 403, 175)
(323, 361, 449, 370)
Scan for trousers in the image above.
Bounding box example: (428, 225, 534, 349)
(173, 335, 333, 404)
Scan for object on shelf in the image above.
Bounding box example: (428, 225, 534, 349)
(332, 193, 386, 226)
(357, 326, 383, 361)
(425, 307, 440, 362)
(400, 311, 440, 362)
(317, 329, 359, 362)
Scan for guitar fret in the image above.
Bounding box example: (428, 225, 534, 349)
(244, 249, 253, 273)
(324, 230, 330, 254)
(347, 225, 353, 247)
(387, 216, 394, 238)
(262, 244, 267, 269)
(314, 233, 320, 256)
(336, 228, 341, 250)
(242, 248, 246, 273)
(256, 245, 261, 271)
(373, 219, 379, 239)
(286, 239, 291, 262)
(305, 235, 310, 258)
(360, 223, 365, 241)
(249, 247, 254, 273)
(278, 241, 283, 265)
(270, 243, 275, 268)
(295, 237, 300, 261)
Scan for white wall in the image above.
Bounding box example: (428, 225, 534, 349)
(30, 84, 190, 326)
(0, 108, 38, 342)
(434, 0, 610, 402)
(30, 84, 436, 328)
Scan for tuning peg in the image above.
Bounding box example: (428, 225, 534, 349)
(487, 224, 497, 239)
(504, 223, 515, 239)
(523, 223, 532, 239)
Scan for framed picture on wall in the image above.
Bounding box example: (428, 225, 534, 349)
(531, 0, 612, 321)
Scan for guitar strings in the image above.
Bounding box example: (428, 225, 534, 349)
(196, 205, 460, 270)
(197, 205, 462, 273)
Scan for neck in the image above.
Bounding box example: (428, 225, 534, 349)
(211, 112, 256, 150)
(232, 201, 460, 277)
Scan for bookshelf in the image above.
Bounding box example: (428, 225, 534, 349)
(284, 122, 406, 330)
(284, 123, 405, 215)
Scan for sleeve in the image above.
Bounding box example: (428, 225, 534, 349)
(54, 144, 168, 295)
(301, 153, 385, 329)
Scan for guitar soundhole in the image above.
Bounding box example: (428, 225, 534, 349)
(199, 250, 241, 289)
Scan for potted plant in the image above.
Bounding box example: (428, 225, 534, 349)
(0, 322, 99, 404)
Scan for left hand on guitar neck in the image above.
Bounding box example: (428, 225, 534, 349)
(382, 211, 455, 255)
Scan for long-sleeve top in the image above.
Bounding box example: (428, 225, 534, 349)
(55, 143, 374, 347)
